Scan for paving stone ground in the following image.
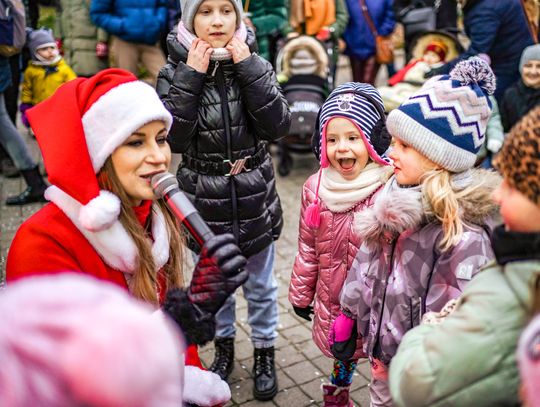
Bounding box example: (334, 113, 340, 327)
(0, 55, 397, 406)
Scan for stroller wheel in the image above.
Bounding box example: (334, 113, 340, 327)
(278, 152, 293, 176)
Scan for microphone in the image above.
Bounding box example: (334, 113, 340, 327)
(151, 172, 215, 247)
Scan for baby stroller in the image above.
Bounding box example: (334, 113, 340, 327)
(378, 29, 463, 112)
(274, 35, 333, 176)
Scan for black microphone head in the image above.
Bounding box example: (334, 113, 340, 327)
(151, 172, 178, 198)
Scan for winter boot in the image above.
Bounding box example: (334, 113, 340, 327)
(322, 384, 353, 407)
(253, 346, 278, 400)
(5, 166, 47, 205)
(209, 337, 235, 381)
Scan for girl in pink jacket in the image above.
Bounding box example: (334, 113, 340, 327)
(289, 82, 392, 406)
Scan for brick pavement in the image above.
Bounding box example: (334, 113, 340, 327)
(0, 55, 389, 406)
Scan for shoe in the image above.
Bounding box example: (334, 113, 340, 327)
(1, 158, 20, 178)
(5, 166, 48, 206)
(253, 346, 278, 401)
(209, 337, 235, 381)
(322, 384, 353, 407)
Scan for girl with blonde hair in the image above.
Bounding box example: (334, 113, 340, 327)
(329, 57, 501, 406)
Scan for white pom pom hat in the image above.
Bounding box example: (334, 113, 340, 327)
(27, 69, 172, 232)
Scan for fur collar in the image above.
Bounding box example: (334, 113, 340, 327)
(45, 186, 170, 274)
(355, 169, 501, 245)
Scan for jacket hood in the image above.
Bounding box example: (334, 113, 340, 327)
(355, 168, 501, 245)
(165, 27, 258, 65)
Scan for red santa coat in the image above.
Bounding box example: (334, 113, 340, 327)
(7, 187, 229, 406)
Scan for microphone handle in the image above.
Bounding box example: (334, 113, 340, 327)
(164, 195, 215, 247)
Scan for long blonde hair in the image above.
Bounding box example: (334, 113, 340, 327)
(98, 159, 184, 305)
(422, 169, 481, 252)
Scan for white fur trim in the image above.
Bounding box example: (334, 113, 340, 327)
(183, 365, 231, 405)
(78, 190, 121, 232)
(81, 81, 173, 173)
(45, 186, 170, 274)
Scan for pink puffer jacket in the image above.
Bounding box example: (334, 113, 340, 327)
(289, 173, 380, 359)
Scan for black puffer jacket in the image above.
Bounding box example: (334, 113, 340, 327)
(156, 29, 290, 257)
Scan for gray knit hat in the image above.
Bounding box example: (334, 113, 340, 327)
(519, 44, 540, 74)
(180, 0, 243, 34)
(27, 28, 56, 59)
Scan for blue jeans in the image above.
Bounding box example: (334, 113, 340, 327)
(0, 93, 35, 170)
(215, 243, 278, 348)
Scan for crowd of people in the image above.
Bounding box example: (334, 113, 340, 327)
(1, 0, 540, 406)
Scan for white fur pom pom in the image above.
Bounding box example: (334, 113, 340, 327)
(79, 191, 121, 232)
(183, 365, 231, 405)
(450, 56, 496, 95)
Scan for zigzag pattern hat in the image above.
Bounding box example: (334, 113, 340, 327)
(387, 57, 496, 172)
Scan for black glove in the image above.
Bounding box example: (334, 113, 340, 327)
(187, 233, 248, 315)
(293, 305, 314, 321)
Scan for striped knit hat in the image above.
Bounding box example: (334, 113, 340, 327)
(305, 82, 392, 228)
(386, 57, 496, 172)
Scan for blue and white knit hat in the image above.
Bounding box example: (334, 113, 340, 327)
(318, 82, 392, 168)
(386, 57, 496, 172)
(305, 82, 391, 228)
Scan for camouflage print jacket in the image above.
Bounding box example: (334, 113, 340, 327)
(340, 170, 500, 366)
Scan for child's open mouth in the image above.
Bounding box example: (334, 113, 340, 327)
(338, 158, 356, 170)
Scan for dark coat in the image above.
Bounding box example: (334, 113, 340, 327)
(434, 0, 534, 101)
(156, 30, 290, 257)
(0, 56, 12, 93)
(500, 79, 540, 132)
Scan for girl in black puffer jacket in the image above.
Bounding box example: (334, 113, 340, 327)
(156, 0, 290, 401)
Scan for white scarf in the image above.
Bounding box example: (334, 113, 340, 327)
(318, 163, 392, 212)
(176, 20, 247, 61)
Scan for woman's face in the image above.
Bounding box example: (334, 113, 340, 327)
(194, 0, 236, 48)
(522, 60, 540, 89)
(111, 120, 171, 206)
(388, 137, 438, 185)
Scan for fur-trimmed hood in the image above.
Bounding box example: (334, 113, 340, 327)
(279, 35, 329, 79)
(355, 169, 501, 245)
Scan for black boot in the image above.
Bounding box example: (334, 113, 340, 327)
(6, 166, 47, 206)
(253, 346, 278, 401)
(209, 337, 235, 380)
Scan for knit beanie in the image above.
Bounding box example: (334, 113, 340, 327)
(386, 56, 496, 172)
(26, 68, 173, 233)
(424, 40, 447, 62)
(290, 49, 318, 76)
(180, 0, 243, 34)
(518, 315, 540, 407)
(520, 44, 540, 74)
(305, 82, 392, 228)
(27, 28, 57, 61)
(0, 274, 184, 406)
(493, 105, 540, 206)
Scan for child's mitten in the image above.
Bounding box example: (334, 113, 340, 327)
(329, 312, 358, 361)
(19, 103, 33, 128)
(293, 305, 313, 321)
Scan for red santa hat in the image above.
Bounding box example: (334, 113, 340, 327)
(27, 69, 173, 232)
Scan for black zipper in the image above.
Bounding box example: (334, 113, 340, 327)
(214, 63, 239, 241)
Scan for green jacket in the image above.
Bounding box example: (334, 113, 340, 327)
(389, 230, 540, 407)
(243, 0, 287, 62)
(56, 0, 109, 76)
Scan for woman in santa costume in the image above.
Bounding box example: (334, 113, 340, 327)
(6, 68, 247, 407)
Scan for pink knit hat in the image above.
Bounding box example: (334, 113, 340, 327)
(0, 274, 184, 407)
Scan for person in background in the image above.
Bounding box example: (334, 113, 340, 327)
(389, 104, 540, 407)
(342, 0, 395, 85)
(500, 44, 540, 132)
(157, 0, 290, 400)
(0, 274, 185, 406)
(56, 0, 109, 77)
(426, 0, 534, 103)
(242, 0, 287, 64)
(19, 28, 77, 128)
(90, 0, 168, 86)
(6, 68, 248, 406)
